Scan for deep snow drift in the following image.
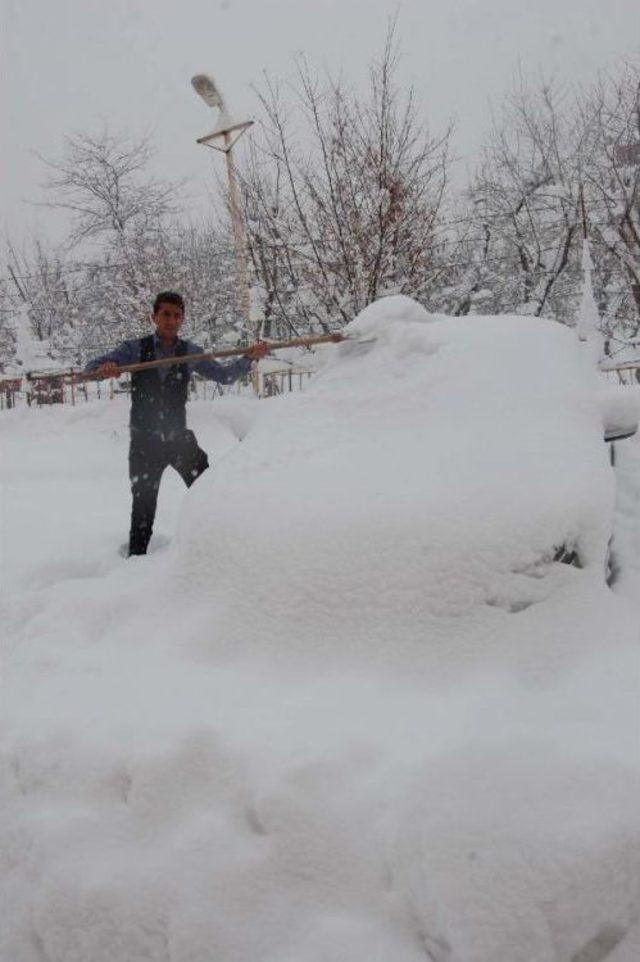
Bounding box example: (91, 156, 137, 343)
(1, 297, 639, 962)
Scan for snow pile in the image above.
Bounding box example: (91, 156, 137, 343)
(174, 296, 615, 658)
(1, 296, 639, 962)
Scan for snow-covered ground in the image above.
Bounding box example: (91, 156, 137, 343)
(1, 298, 639, 962)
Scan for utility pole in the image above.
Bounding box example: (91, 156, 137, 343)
(222, 128, 251, 329)
(191, 73, 253, 339)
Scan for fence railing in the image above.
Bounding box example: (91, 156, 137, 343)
(2, 356, 638, 413)
(600, 362, 640, 386)
(0, 367, 314, 411)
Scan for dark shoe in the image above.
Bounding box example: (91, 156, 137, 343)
(121, 542, 147, 558)
(128, 526, 152, 556)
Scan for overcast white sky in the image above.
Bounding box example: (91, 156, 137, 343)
(1, 0, 638, 247)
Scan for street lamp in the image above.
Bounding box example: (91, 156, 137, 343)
(191, 73, 254, 338)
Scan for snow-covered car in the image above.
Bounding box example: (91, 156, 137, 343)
(180, 295, 633, 610)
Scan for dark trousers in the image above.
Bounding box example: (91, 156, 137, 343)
(128, 429, 209, 555)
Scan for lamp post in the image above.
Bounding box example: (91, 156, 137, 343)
(191, 73, 254, 339)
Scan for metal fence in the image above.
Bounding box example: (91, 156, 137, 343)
(600, 362, 640, 386)
(0, 367, 314, 411)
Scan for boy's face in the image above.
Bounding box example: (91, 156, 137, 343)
(153, 302, 184, 341)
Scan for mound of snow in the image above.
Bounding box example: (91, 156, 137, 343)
(173, 295, 614, 661)
(1, 297, 638, 962)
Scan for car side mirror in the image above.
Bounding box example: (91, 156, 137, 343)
(600, 386, 640, 442)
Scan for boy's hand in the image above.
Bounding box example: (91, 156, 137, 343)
(245, 341, 269, 361)
(97, 361, 120, 379)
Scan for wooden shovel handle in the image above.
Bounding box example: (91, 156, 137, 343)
(67, 332, 345, 383)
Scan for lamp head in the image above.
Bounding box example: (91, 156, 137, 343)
(191, 74, 225, 110)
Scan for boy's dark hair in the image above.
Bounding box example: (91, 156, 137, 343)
(153, 291, 185, 315)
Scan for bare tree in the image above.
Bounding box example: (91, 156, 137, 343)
(460, 76, 585, 319)
(237, 24, 452, 333)
(442, 64, 640, 351)
(0, 129, 237, 367)
(581, 63, 640, 345)
(69, 219, 240, 358)
(0, 278, 18, 370)
(37, 129, 177, 248)
(34, 130, 182, 335)
(5, 240, 81, 360)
